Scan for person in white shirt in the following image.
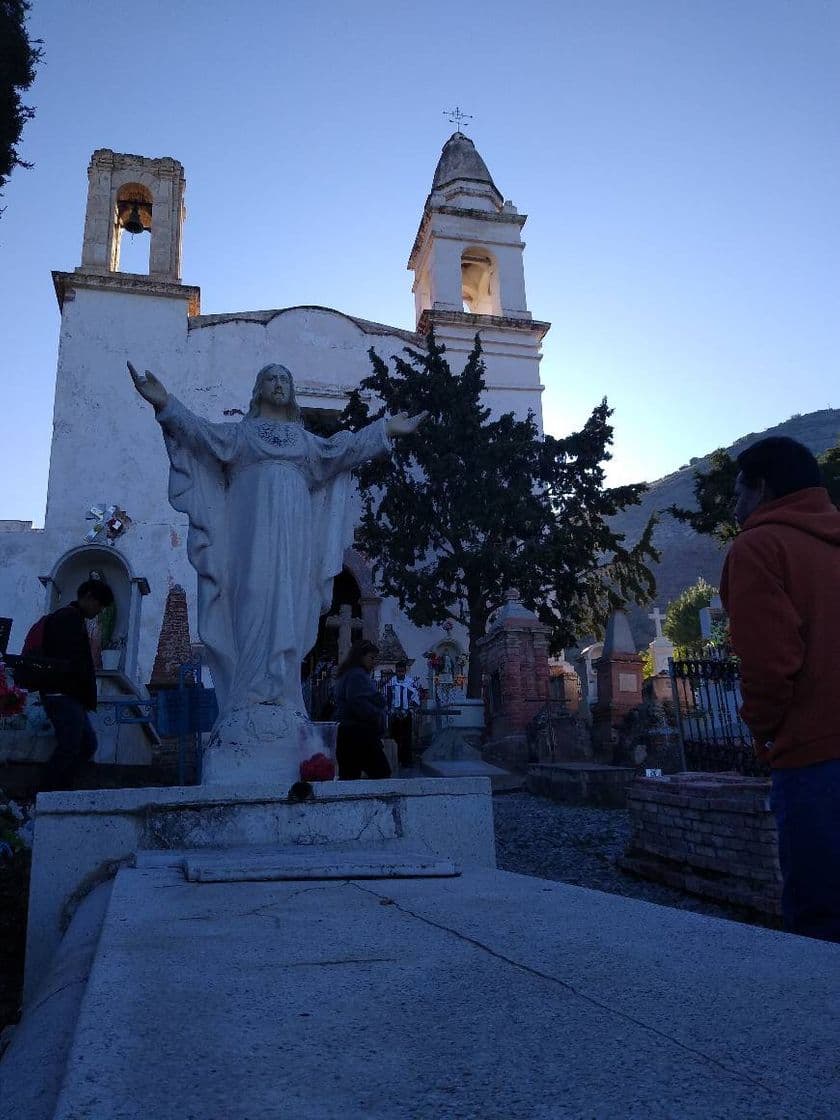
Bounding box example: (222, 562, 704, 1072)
(387, 661, 420, 768)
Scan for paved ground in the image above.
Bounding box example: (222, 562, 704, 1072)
(492, 791, 773, 927)
(26, 860, 839, 1120)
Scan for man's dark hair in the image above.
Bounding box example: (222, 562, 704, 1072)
(77, 579, 114, 606)
(336, 639, 378, 677)
(395, 660, 407, 670)
(737, 437, 824, 498)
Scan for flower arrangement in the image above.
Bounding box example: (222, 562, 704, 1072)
(84, 504, 133, 546)
(0, 789, 32, 860)
(0, 663, 26, 719)
(300, 752, 336, 781)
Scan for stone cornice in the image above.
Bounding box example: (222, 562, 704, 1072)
(52, 270, 201, 316)
(408, 204, 527, 269)
(418, 308, 551, 341)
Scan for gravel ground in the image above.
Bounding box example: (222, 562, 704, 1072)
(493, 791, 772, 928)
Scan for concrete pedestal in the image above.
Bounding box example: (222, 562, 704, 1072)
(201, 706, 336, 788)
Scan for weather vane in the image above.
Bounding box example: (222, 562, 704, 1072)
(444, 106, 473, 132)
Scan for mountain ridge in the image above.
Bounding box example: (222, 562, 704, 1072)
(613, 408, 840, 646)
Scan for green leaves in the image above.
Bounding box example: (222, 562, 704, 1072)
(342, 331, 658, 694)
(668, 449, 739, 545)
(668, 440, 840, 545)
(0, 1, 44, 204)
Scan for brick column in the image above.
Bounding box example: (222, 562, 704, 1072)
(476, 589, 551, 770)
(148, 585, 192, 691)
(591, 610, 643, 761)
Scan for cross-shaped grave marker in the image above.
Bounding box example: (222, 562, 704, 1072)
(325, 604, 364, 664)
(648, 606, 666, 640)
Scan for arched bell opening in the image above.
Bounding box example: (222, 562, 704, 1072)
(113, 182, 153, 274)
(461, 247, 500, 316)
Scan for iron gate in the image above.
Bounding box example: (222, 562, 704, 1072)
(669, 658, 769, 777)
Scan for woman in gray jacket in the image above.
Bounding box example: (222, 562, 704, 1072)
(333, 639, 390, 780)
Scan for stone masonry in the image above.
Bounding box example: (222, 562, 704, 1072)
(477, 590, 551, 770)
(148, 584, 192, 690)
(619, 773, 782, 918)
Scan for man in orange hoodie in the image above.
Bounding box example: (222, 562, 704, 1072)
(720, 436, 840, 942)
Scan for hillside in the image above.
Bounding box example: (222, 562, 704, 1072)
(613, 409, 840, 646)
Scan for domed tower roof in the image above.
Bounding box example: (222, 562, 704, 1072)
(431, 132, 501, 199)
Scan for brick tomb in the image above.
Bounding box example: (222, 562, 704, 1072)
(619, 772, 782, 919)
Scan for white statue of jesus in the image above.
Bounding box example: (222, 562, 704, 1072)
(129, 361, 425, 784)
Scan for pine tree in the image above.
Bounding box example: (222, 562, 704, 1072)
(342, 332, 658, 698)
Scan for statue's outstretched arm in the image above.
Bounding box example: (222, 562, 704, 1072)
(127, 361, 168, 411)
(385, 411, 429, 437)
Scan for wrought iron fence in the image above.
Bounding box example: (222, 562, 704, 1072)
(669, 658, 769, 777)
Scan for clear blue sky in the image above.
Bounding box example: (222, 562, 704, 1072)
(2, 0, 838, 523)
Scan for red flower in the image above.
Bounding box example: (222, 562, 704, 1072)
(300, 752, 336, 781)
(0, 667, 26, 716)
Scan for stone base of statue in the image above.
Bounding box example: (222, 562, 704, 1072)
(201, 704, 336, 790)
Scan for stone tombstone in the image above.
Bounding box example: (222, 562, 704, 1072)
(325, 603, 363, 665)
(591, 610, 644, 761)
(647, 606, 675, 674)
(475, 588, 551, 770)
(576, 642, 603, 705)
(699, 594, 725, 641)
(549, 651, 581, 713)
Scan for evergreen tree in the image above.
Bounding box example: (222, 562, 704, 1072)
(342, 333, 658, 698)
(0, 0, 43, 213)
(668, 448, 739, 545)
(669, 441, 840, 545)
(663, 577, 716, 657)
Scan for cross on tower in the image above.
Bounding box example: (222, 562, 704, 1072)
(444, 106, 473, 132)
(648, 606, 666, 640)
(325, 603, 364, 664)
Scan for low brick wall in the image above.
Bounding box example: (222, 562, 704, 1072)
(619, 772, 782, 918)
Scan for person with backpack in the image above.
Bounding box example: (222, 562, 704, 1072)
(22, 580, 114, 793)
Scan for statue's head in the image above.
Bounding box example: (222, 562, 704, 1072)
(247, 364, 302, 422)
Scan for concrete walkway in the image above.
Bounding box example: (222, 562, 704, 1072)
(44, 860, 840, 1120)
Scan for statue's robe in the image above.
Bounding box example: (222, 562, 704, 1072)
(156, 396, 390, 715)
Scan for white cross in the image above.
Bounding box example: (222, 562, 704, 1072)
(648, 606, 666, 640)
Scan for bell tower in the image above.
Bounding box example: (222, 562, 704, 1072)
(81, 149, 185, 280)
(408, 133, 550, 429)
(45, 150, 200, 531)
(52, 149, 200, 313)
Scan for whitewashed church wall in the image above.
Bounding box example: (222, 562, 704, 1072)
(45, 288, 191, 530)
(0, 529, 49, 653)
(183, 307, 411, 409)
(24, 284, 544, 695)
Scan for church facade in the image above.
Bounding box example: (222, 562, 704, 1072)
(0, 133, 550, 696)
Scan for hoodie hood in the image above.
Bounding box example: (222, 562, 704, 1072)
(743, 486, 840, 545)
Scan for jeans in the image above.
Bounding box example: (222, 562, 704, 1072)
(770, 758, 840, 942)
(40, 694, 98, 792)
